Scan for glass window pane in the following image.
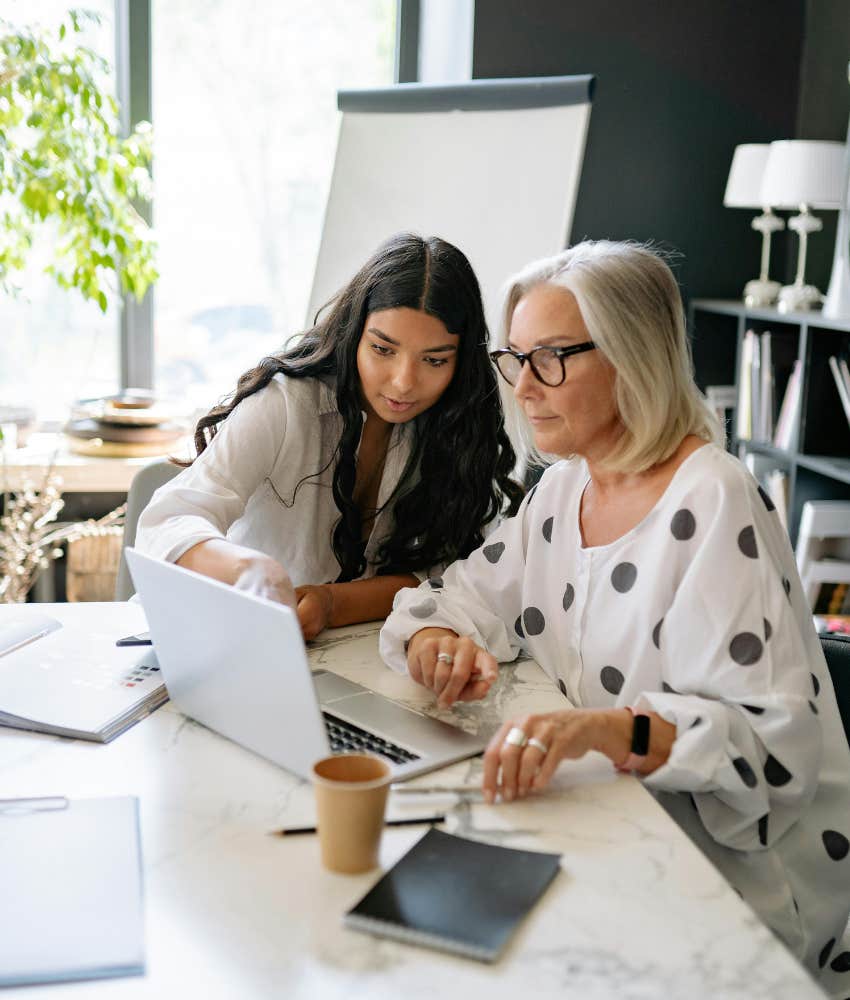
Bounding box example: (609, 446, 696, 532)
(152, 0, 396, 410)
(0, 1, 118, 424)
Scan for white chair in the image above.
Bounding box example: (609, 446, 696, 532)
(114, 460, 181, 601)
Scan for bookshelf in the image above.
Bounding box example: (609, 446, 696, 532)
(689, 299, 850, 545)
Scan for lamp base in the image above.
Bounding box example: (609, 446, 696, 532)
(743, 278, 781, 307)
(776, 283, 823, 313)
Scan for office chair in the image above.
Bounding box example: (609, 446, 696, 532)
(821, 633, 850, 749)
(114, 460, 181, 601)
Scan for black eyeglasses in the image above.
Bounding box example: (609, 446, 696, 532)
(489, 341, 597, 387)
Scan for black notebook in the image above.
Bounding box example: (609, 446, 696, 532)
(344, 828, 561, 962)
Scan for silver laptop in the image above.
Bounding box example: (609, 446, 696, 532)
(124, 549, 486, 780)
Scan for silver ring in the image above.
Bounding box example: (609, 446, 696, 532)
(436, 652, 454, 665)
(504, 726, 528, 748)
(527, 737, 549, 755)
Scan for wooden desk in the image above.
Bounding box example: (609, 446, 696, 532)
(0, 623, 823, 999)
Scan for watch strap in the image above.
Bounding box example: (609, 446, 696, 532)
(617, 707, 651, 772)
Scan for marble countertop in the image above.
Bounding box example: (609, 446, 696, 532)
(0, 623, 825, 999)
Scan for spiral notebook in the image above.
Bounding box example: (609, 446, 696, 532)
(344, 828, 561, 962)
(0, 602, 167, 742)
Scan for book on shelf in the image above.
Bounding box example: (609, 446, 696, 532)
(737, 330, 777, 443)
(0, 602, 167, 742)
(344, 827, 562, 962)
(773, 359, 802, 451)
(828, 355, 850, 429)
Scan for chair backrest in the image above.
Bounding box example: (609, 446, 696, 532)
(821, 633, 850, 749)
(114, 460, 181, 601)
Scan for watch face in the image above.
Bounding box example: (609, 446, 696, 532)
(631, 714, 651, 757)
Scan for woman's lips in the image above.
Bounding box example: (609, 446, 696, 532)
(382, 396, 417, 412)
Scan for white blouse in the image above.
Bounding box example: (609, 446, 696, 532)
(136, 374, 415, 585)
(380, 444, 850, 992)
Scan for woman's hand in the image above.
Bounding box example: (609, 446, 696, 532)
(295, 584, 334, 641)
(482, 708, 633, 804)
(406, 628, 499, 709)
(232, 552, 297, 609)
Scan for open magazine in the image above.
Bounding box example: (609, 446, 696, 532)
(0, 602, 167, 742)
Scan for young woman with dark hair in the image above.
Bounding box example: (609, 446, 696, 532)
(136, 232, 523, 638)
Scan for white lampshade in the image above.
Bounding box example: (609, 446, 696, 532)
(723, 144, 771, 208)
(760, 140, 845, 209)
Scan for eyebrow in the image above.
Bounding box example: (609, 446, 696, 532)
(506, 334, 576, 350)
(367, 327, 458, 354)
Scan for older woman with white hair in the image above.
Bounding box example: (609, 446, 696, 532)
(379, 241, 850, 992)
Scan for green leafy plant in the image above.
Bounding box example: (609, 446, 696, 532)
(0, 8, 157, 313)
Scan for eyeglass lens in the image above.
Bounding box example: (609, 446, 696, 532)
(497, 348, 564, 386)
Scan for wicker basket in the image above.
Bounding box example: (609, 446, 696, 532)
(65, 528, 125, 602)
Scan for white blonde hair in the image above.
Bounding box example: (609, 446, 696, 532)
(497, 240, 723, 473)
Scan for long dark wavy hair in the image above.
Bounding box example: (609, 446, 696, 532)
(187, 232, 524, 581)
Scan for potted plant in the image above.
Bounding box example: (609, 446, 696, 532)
(0, 7, 156, 601)
(0, 6, 157, 309)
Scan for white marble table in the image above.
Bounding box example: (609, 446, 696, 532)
(0, 623, 825, 999)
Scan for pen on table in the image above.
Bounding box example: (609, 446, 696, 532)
(276, 815, 446, 836)
(390, 784, 482, 795)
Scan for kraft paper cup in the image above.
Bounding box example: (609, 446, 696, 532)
(312, 753, 392, 874)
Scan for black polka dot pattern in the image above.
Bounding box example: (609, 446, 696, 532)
(823, 830, 850, 861)
(819, 938, 836, 969)
(428, 577, 443, 590)
(514, 615, 525, 639)
(763, 755, 792, 787)
(812, 673, 820, 697)
(662, 681, 678, 694)
(830, 951, 850, 973)
(409, 598, 438, 620)
(742, 704, 765, 715)
(690, 716, 702, 729)
(522, 607, 545, 636)
(600, 665, 625, 695)
(729, 632, 763, 666)
(809, 700, 819, 715)
(652, 618, 663, 649)
(557, 678, 568, 697)
(782, 576, 791, 600)
(758, 814, 768, 846)
(737, 525, 758, 559)
(611, 562, 637, 593)
(483, 541, 505, 564)
(670, 508, 696, 540)
(542, 517, 553, 543)
(757, 484, 776, 512)
(562, 584, 575, 612)
(733, 756, 758, 788)
(763, 618, 772, 642)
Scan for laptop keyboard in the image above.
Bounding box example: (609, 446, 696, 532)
(323, 712, 420, 765)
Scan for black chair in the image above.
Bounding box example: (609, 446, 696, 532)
(821, 633, 850, 748)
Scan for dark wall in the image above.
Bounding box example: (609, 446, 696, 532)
(473, 1, 849, 309)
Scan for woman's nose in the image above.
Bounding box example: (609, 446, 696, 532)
(513, 358, 539, 399)
(391, 358, 417, 394)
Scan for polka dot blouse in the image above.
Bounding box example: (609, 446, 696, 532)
(380, 444, 850, 992)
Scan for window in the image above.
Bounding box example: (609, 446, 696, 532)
(151, 0, 397, 411)
(0, 0, 118, 423)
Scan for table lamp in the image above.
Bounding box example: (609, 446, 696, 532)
(723, 143, 784, 306)
(760, 139, 846, 313)
(823, 61, 850, 319)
